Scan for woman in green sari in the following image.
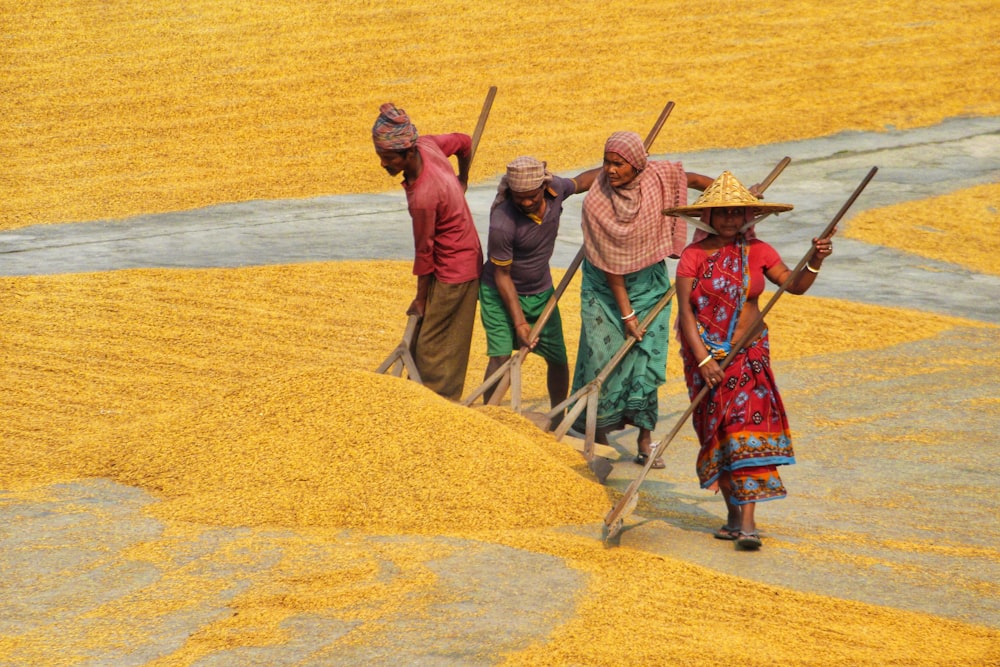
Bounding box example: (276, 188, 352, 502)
(572, 131, 711, 467)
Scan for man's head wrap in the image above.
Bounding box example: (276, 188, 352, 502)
(372, 103, 418, 151)
(506, 156, 551, 192)
(604, 131, 648, 171)
(491, 156, 553, 211)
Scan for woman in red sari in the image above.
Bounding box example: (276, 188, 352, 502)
(666, 172, 833, 550)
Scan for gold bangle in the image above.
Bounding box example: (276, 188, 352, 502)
(697, 354, 713, 368)
(805, 262, 820, 274)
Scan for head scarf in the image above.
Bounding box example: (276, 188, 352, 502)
(372, 103, 419, 151)
(605, 131, 648, 171)
(491, 156, 554, 210)
(598, 131, 649, 225)
(580, 132, 688, 273)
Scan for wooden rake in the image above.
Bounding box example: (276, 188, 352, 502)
(603, 165, 879, 542)
(546, 155, 794, 479)
(375, 85, 498, 381)
(462, 101, 677, 421)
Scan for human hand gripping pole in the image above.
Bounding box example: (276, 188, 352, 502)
(461, 101, 676, 413)
(375, 86, 498, 380)
(602, 165, 879, 542)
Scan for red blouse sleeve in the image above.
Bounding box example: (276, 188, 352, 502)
(675, 246, 703, 278)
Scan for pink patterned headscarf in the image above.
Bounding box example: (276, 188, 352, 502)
(581, 132, 688, 274)
(372, 103, 419, 151)
(605, 131, 648, 171)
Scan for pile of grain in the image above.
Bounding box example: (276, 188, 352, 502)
(3, 263, 998, 664)
(108, 366, 611, 532)
(5, 0, 999, 229)
(845, 182, 1000, 276)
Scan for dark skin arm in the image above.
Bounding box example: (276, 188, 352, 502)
(455, 145, 471, 192)
(686, 172, 714, 191)
(572, 167, 602, 193)
(407, 206, 438, 316)
(493, 263, 535, 348)
(605, 272, 645, 341)
(408, 273, 432, 317)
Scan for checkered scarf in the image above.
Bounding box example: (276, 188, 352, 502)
(491, 156, 554, 210)
(581, 138, 688, 274)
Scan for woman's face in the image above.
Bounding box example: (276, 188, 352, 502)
(602, 152, 639, 187)
(708, 207, 749, 238)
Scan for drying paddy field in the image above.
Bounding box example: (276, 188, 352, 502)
(2, 1, 999, 665)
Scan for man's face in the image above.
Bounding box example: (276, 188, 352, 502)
(511, 185, 546, 216)
(376, 147, 410, 177)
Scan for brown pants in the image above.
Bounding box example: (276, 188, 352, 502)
(411, 277, 479, 401)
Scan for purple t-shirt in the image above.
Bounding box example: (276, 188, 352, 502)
(481, 175, 577, 295)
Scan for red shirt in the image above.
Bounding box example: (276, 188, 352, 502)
(677, 238, 782, 300)
(403, 134, 483, 283)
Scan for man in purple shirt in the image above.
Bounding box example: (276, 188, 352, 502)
(373, 103, 482, 401)
(480, 156, 598, 410)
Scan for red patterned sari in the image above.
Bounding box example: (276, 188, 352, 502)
(679, 238, 795, 505)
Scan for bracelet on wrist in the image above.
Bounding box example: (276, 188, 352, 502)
(621, 310, 636, 321)
(697, 354, 713, 368)
(805, 262, 820, 274)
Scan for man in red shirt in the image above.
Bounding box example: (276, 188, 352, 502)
(372, 103, 483, 401)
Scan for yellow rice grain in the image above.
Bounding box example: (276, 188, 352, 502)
(844, 183, 1000, 276)
(3, 0, 999, 229)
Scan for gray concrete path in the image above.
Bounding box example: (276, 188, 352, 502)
(3, 116, 999, 323)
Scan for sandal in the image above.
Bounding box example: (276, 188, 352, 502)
(713, 525, 740, 541)
(633, 452, 665, 469)
(736, 531, 762, 550)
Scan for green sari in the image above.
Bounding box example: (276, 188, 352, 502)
(571, 258, 671, 432)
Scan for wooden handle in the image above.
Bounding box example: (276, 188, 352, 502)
(643, 101, 675, 151)
(469, 85, 497, 168)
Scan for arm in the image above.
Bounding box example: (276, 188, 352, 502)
(409, 273, 433, 317)
(428, 133, 473, 191)
(764, 234, 834, 295)
(494, 264, 534, 349)
(571, 167, 602, 194)
(408, 207, 437, 314)
(686, 172, 713, 192)
(605, 271, 644, 341)
(455, 146, 471, 192)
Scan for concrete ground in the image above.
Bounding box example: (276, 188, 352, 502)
(2, 117, 999, 664)
(3, 116, 999, 322)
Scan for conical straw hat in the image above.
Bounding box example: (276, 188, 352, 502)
(663, 170, 793, 219)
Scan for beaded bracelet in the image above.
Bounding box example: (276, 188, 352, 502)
(697, 354, 713, 368)
(621, 310, 636, 321)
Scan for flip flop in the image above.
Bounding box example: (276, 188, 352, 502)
(736, 531, 762, 550)
(633, 452, 665, 469)
(713, 525, 740, 541)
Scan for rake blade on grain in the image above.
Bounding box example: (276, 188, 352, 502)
(375, 314, 422, 383)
